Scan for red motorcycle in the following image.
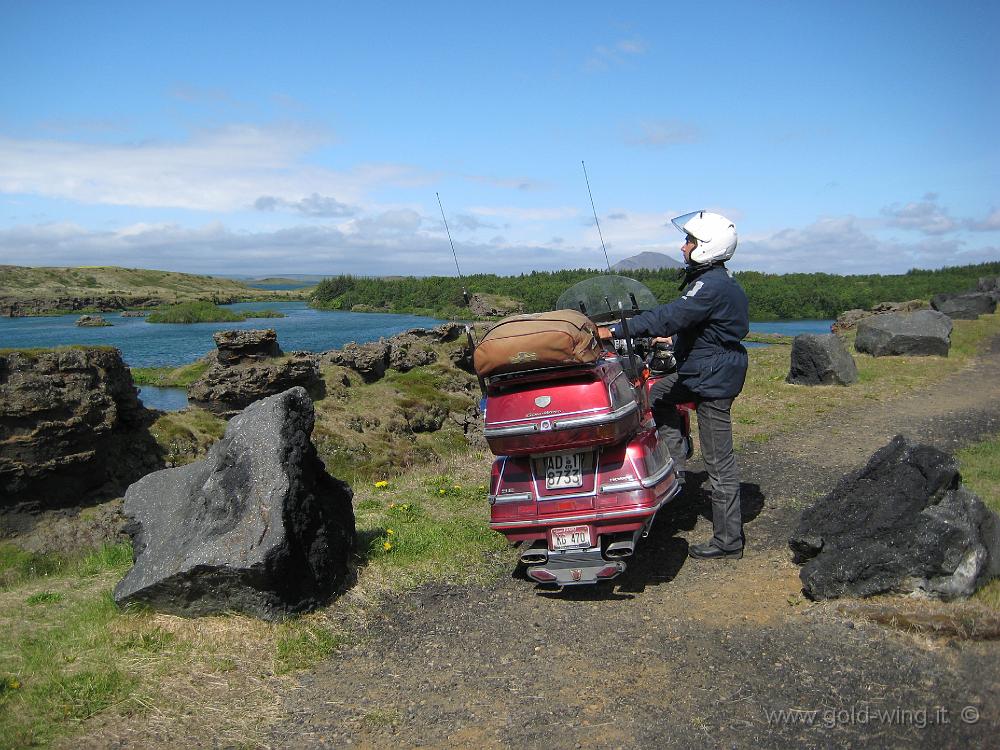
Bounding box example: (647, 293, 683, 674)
(475, 276, 692, 587)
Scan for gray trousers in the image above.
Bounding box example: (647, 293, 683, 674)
(649, 373, 743, 552)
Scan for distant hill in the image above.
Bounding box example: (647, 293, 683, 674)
(611, 252, 683, 272)
(0, 265, 299, 316)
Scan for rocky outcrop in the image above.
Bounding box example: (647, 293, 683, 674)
(320, 323, 468, 383)
(75, 314, 112, 327)
(830, 300, 926, 333)
(786, 333, 858, 386)
(0, 295, 162, 317)
(790, 436, 1000, 600)
(114, 388, 355, 619)
(214, 328, 281, 365)
(187, 329, 321, 417)
(854, 310, 952, 357)
(930, 292, 997, 320)
(0, 347, 162, 515)
(120, 311, 146, 318)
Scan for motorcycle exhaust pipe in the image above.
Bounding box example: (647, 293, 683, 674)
(604, 539, 634, 558)
(605, 530, 643, 559)
(520, 542, 549, 565)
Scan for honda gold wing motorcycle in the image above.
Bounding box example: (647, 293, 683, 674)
(473, 275, 692, 587)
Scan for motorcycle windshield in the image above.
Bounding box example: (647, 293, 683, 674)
(555, 275, 659, 323)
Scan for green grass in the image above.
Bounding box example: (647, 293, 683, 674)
(0, 538, 354, 748)
(0, 544, 137, 748)
(957, 433, 1000, 610)
(131, 360, 211, 387)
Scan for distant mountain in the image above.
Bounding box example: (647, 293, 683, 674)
(611, 252, 683, 272)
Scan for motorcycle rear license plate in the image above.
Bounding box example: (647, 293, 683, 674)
(552, 525, 591, 550)
(544, 452, 585, 489)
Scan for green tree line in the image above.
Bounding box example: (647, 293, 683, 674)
(310, 261, 1000, 321)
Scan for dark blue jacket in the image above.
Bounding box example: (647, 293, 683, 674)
(620, 265, 749, 399)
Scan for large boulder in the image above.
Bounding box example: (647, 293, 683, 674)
(854, 310, 952, 357)
(114, 387, 355, 619)
(187, 330, 321, 417)
(786, 333, 858, 386)
(830, 300, 926, 333)
(75, 314, 112, 327)
(930, 292, 997, 320)
(0, 347, 162, 516)
(789, 436, 1000, 600)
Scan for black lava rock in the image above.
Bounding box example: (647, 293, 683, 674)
(114, 387, 355, 619)
(930, 292, 997, 320)
(789, 436, 1000, 600)
(786, 333, 858, 386)
(854, 310, 952, 357)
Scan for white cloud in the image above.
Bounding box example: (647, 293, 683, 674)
(880, 193, 957, 235)
(0, 126, 429, 212)
(1, 213, 996, 278)
(736, 215, 998, 274)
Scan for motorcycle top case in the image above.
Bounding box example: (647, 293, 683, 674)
(473, 309, 601, 378)
(483, 357, 643, 456)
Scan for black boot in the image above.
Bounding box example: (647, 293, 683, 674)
(688, 542, 742, 560)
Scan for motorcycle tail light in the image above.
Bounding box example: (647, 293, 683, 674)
(596, 565, 620, 578)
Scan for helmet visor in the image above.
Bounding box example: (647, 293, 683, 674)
(670, 210, 707, 239)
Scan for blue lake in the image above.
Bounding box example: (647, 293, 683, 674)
(0, 301, 443, 368)
(0, 301, 443, 411)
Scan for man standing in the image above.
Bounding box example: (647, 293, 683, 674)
(604, 211, 749, 560)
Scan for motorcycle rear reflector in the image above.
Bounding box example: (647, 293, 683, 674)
(527, 568, 557, 582)
(596, 565, 622, 579)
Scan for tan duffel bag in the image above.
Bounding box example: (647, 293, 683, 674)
(474, 309, 601, 377)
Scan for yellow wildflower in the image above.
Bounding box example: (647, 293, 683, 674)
(374, 480, 389, 489)
(386, 528, 395, 536)
(383, 541, 393, 551)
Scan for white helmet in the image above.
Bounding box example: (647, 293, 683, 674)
(671, 210, 737, 264)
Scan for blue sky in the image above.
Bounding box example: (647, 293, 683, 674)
(1, 1, 997, 276)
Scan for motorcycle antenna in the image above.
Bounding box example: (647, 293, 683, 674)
(581, 160, 613, 274)
(438, 192, 486, 397)
(436, 192, 470, 305)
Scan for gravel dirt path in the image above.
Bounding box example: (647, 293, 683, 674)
(269, 339, 1000, 749)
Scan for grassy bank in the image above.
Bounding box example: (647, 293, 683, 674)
(130, 360, 211, 388)
(0, 265, 305, 316)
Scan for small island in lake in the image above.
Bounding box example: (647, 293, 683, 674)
(145, 301, 286, 324)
